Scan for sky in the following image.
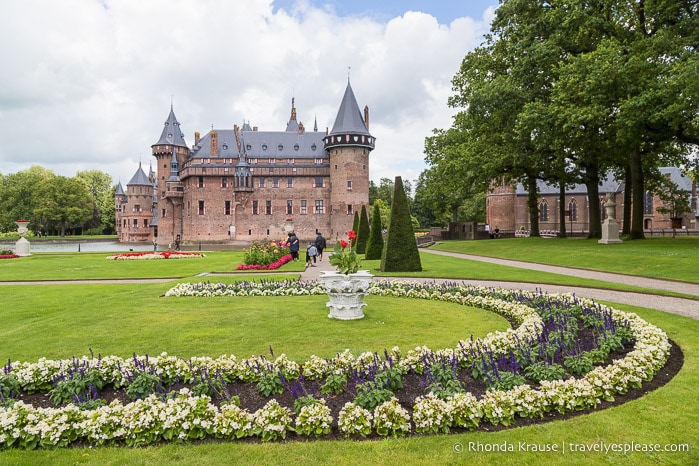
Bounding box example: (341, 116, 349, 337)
(0, 0, 498, 188)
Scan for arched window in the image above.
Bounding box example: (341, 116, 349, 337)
(643, 192, 654, 215)
(539, 200, 548, 221)
(568, 199, 577, 221)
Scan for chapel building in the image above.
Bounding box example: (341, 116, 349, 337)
(115, 81, 375, 245)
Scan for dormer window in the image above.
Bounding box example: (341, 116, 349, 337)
(262, 144, 268, 151)
(294, 144, 299, 151)
(311, 143, 317, 151)
(278, 144, 283, 151)
(222, 143, 228, 150)
(246, 144, 252, 150)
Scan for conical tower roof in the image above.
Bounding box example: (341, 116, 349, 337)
(329, 82, 370, 137)
(324, 81, 375, 151)
(154, 106, 188, 148)
(127, 162, 152, 186)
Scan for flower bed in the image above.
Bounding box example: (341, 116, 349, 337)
(0, 250, 19, 259)
(236, 254, 292, 271)
(0, 281, 672, 448)
(107, 251, 205, 260)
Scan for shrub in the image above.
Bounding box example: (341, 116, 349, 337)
(364, 202, 384, 260)
(355, 204, 370, 254)
(354, 381, 394, 411)
(380, 176, 422, 272)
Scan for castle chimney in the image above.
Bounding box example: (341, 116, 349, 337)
(194, 131, 200, 145)
(364, 105, 369, 130)
(298, 122, 305, 135)
(253, 126, 258, 132)
(210, 131, 218, 157)
(234, 125, 241, 151)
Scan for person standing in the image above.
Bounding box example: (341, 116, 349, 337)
(315, 232, 327, 261)
(289, 232, 300, 261)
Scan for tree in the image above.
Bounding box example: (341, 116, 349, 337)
(355, 204, 370, 254)
(75, 170, 115, 234)
(365, 202, 384, 260)
(0, 166, 56, 233)
(351, 211, 359, 246)
(381, 177, 422, 272)
(33, 176, 94, 237)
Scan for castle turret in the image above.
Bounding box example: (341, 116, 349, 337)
(324, 81, 375, 237)
(151, 106, 189, 246)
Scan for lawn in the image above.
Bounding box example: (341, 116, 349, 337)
(0, 238, 697, 465)
(431, 236, 699, 283)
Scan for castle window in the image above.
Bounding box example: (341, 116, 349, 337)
(134, 205, 141, 212)
(259, 177, 265, 188)
(252, 200, 259, 215)
(314, 177, 324, 188)
(133, 219, 138, 227)
(162, 208, 166, 218)
(262, 144, 267, 151)
(225, 200, 231, 216)
(643, 192, 654, 215)
(270, 158, 276, 164)
(198, 176, 204, 188)
(221, 177, 228, 188)
(294, 144, 299, 151)
(246, 144, 252, 150)
(287, 177, 293, 188)
(315, 158, 323, 164)
(278, 144, 283, 151)
(315, 200, 324, 214)
(539, 201, 548, 221)
(301, 200, 307, 215)
(347, 180, 352, 191)
(265, 200, 272, 215)
(198, 200, 205, 215)
(143, 219, 148, 227)
(568, 199, 578, 221)
(311, 143, 317, 151)
(288, 158, 294, 164)
(222, 143, 228, 150)
(273, 177, 279, 188)
(347, 204, 353, 215)
(286, 200, 293, 215)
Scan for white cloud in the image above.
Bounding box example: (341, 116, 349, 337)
(0, 0, 493, 186)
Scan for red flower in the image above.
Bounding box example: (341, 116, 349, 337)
(339, 240, 348, 248)
(347, 230, 357, 241)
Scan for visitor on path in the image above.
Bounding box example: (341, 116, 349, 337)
(306, 242, 318, 267)
(315, 232, 327, 261)
(289, 232, 300, 261)
(175, 235, 181, 251)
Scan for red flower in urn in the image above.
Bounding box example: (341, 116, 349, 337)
(329, 230, 361, 274)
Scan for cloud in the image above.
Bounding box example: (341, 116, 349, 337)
(0, 0, 493, 186)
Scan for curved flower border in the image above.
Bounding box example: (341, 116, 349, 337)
(236, 254, 293, 271)
(107, 251, 205, 260)
(0, 281, 671, 448)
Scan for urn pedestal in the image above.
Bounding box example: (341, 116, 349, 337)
(318, 270, 373, 320)
(15, 221, 31, 256)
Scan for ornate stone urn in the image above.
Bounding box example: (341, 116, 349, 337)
(15, 220, 31, 256)
(318, 270, 373, 320)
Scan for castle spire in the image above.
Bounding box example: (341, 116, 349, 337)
(154, 106, 188, 148)
(285, 96, 300, 132)
(324, 81, 374, 151)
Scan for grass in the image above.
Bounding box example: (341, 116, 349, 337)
(0, 237, 698, 465)
(0, 251, 306, 280)
(431, 236, 699, 283)
(0, 285, 508, 361)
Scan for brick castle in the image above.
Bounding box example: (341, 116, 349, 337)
(115, 81, 374, 246)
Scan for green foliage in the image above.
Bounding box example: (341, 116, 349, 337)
(125, 372, 160, 400)
(320, 372, 348, 395)
(293, 394, 321, 415)
(374, 366, 404, 391)
(0, 374, 20, 398)
(49, 369, 106, 406)
(523, 362, 567, 382)
(380, 176, 422, 272)
(485, 371, 526, 391)
(364, 202, 384, 260)
(256, 372, 284, 397)
(355, 205, 370, 254)
(33, 176, 94, 237)
(328, 231, 361, 274)
(353, 381, 394, 411)
(563, 354, 594, 376)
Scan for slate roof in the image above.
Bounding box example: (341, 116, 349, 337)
(154, 106, 188, 148)
(115, 182, 125, 196)
(127, 163, 152, 186)
(191, 129, 326, 160)
(329, 82, 370, 136)
(515, 167, 692, 195)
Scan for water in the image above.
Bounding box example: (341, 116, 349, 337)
(0, 240, 245, 253)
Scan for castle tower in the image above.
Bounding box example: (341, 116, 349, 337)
(323, 81, 375, 238)
(486, 178, 517, 231)
(151, 106, 189, 246)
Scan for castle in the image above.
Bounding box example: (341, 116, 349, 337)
(115, 81, 375, 245)
(486, 167, 698, 234)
